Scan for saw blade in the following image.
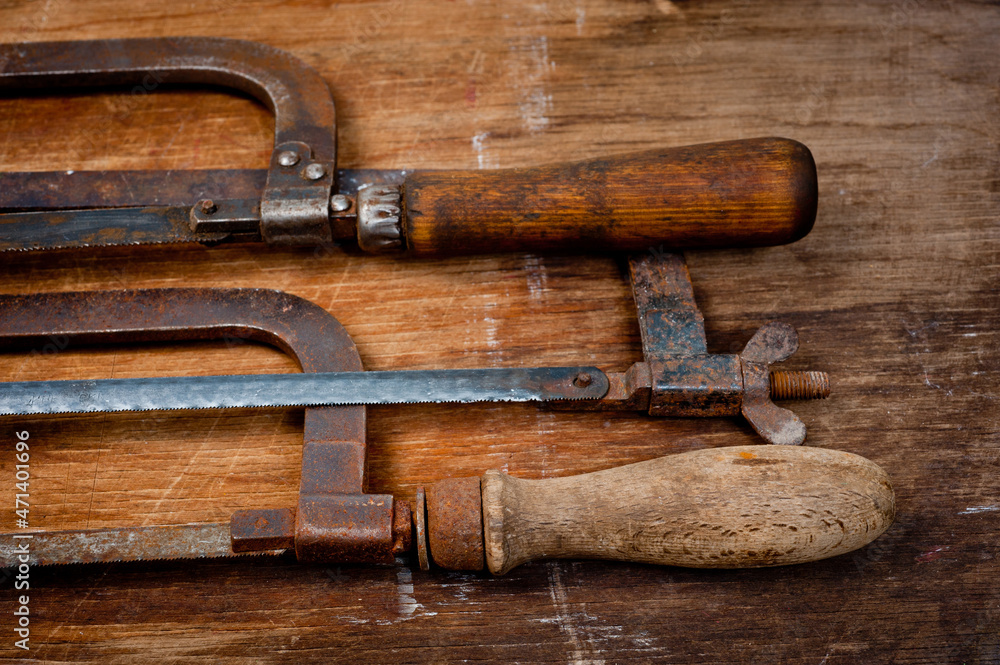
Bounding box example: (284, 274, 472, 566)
(0, 367, 608, 416)
(0, 523, 283, 567)
(0, 206, 228, 252)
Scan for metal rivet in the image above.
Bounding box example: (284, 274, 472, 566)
(198, 199, 218, 215)
(574, 372, 593, 388)
(277, 150, 300, 167)
(330, 194, 351, 212)
(302, 163, 327, 181)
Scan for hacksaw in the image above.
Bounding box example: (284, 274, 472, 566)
(0, 285, 892, 573)
(0, 37, 817, 257)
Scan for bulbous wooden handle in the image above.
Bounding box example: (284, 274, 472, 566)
(402, 137, 817, 256)
(481, 445, 894, 575)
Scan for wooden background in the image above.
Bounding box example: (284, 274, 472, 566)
(0, 0, 997, 662)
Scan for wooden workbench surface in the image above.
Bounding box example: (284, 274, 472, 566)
(0, 1, 997, 662)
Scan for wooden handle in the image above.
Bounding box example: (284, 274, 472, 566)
(402, 137, 817, 256)
(481, 445, 894, 575)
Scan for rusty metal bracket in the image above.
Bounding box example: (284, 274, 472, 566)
(0, 38, 342, 245)
(0, 288, 410, 563)
(552, 251, 829, 445)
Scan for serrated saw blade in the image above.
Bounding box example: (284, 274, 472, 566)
(0, 367, 608, 416)
(0, 524, 283, 567)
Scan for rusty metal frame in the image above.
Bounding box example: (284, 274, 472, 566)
(0, 288, 410, 563)
(0, 38, 341, 245)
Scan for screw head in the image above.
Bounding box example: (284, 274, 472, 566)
(277, 150, 300, 167)
(330, 194, 351, 212)
(573, 372, 593, 388)
(302, 163, 327, 181)
(198, 199, 218, 215)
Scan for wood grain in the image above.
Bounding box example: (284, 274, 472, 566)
(403, 138, 817, 255)
(481, 445, 895, 574)
(0, 0, 997, 663)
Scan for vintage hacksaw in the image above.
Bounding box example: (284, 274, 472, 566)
(0, 37, 816, 257)
(0, 278, 891, 573)
(0, 37, 889, 576)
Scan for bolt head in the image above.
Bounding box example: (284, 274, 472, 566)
(303, 163, 327, 181)
(277, 150, 300, 167)
(198, 199, 218, 215)
(574, 372, 593, 388)
(330, 194, 351, 212)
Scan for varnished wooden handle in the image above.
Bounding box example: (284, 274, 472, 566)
(402, 137, 817, 256)
(481, 445, 894, 575)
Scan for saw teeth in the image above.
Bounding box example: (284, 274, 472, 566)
(7, 550, 290, 568)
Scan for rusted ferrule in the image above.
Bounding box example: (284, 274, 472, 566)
(426, 476, 485, 571)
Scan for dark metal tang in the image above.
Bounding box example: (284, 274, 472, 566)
(0, 367, 608, 416)
(0, 524, 265, 567)
(0, 206, 230, 252)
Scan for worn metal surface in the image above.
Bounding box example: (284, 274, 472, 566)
(630, 252, 707, 358)
(0, 37, 337, 248)
(356, 185, 404, 253)
(739, 323, 808, 446)
(0, 288, 417, 565)
(553, 252, 829, 444)
(295, 494, 398, 563)
(0, 206, 234, 252)
(648, 356, 744, 417)
(0, 523, 261, 567)
(414, 488, 430, 572)
(0, 168, 406, 211)
(230, 508, 296, 553)
(0, 366, 609, 416)
(426, 477, 485, 571)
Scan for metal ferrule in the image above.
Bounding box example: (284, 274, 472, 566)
(357, 185, 405, 253)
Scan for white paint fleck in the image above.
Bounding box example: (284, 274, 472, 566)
(524, 255, 549, 301)
(575, 4, 586, 35)
(396, 568, 435, 619)
(471, 132, 497, 169)
(482, 300, 503, 366)
(508, 36, 554, 133)
(960, 505, 999, 515)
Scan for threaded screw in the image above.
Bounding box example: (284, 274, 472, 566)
(769, 370, 830, 400)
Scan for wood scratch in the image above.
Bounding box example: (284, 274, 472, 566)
(85, 351, 118, 527)
(141, 408, 222, 526)
(40, 565, 112, 662)
(547, 562, 604, 664)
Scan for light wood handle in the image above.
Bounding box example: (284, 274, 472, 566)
(481, 445, 894, 575)
(402, 137, 817, 256)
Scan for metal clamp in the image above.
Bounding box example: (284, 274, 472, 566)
(552, 251, 829, 445)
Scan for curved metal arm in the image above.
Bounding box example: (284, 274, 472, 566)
(0, 289, 410, 563)
(0, 37, 336, 162)
(0, 38, 339, 245)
